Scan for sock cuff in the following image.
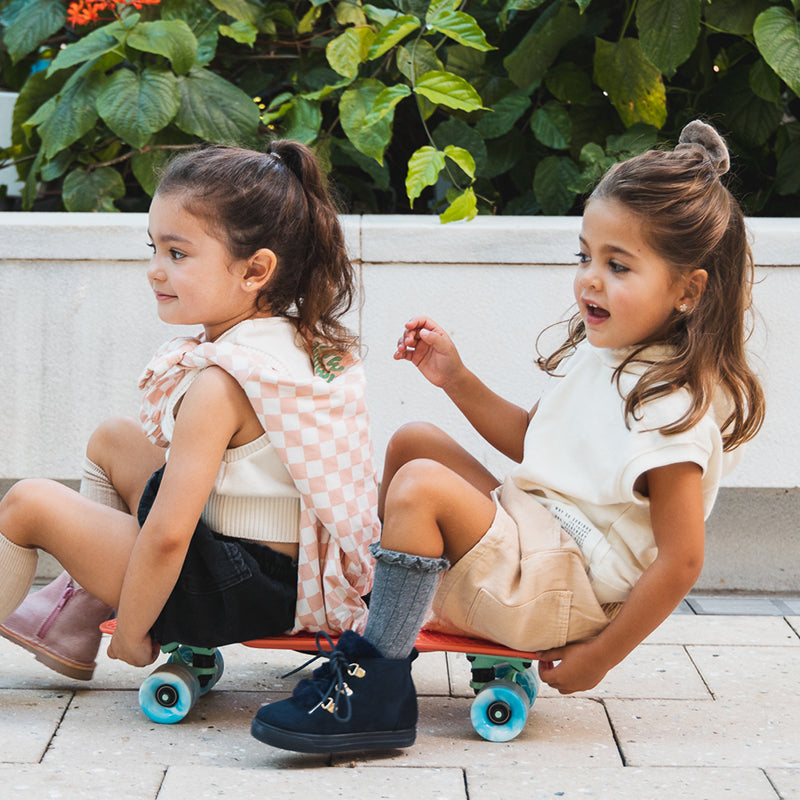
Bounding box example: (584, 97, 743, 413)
(369, 542, 449, 573)
(0, 532, 37, 573)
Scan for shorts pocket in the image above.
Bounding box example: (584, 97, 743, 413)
(179, 535, 253, 595)
(466, 587, 573, 652)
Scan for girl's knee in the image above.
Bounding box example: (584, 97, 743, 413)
(0, 478, 53, 532)
(85, 417, 144, 465)
(385, 422, 449, 465)
(387, 458, 449, 505)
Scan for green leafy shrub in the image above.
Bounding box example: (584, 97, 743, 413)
(1, 0, 799, 218)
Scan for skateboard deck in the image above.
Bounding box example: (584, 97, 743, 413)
(100, 620, 540, 741)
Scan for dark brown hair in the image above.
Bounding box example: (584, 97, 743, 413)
(155, 140, 357, 354)
(538, 122, 765, 451)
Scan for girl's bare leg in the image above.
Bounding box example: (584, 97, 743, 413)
(0, 478, 140, 609)
(379, 422, 499, 519)
(380, 456, 498, 564)
(86, 417, 165, 514)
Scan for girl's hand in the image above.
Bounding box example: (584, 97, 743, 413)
(393, 317, 465, 389)
(107, 627, 160, 668)
(535, 640, 609, 694)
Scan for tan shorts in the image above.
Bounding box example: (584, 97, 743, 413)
(427, 478, 612, 651)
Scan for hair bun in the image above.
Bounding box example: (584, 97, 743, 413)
(675, 120, 730, 176)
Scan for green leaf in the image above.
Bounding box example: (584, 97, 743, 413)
(504, 3, 584, 89)
(749, 60, 782, 103)
(327, 27, 376, 79)
(335, 1, 368, 27)
(367, 15, 421, 60)
(47, 24, 127, 76)
(220, 20, 257, 46)
(161, 0, 220, 66)
(97, 68, 181, 149)
(415, 70, 486, 112)
(704, 0, 766, 36)
(498, 0, 549, 29)
(132, 148, 174, 196)
(175, 68, 260, 144)
(443, 145, 475, 179)
(127, 20, 199, 75)
(363, 84, 412, 127)
(426, 10, 495, 52)
(533, 155, 580, 215)
(363, 4, 404, 26)
(593, 38, 667, 128)
(339, 80, 393, 163)
(280, 98, 323, 144)
(207, 0, 261, 25)
(545, 62, 592, 104)
(775, 138, 800, 195)
(62, 166, 125, 212)
(708, 68, 782, 146)
(475, 91, 531, 139)
(440, 186, 477, 223)
(1, 0, 64, 63)
(636, 0, 701, 77)
(433, 117, 488, 178)
(396, 40, 443, 81)
(38, 68, 105, 159)
(605, 123, 658, 156)
(406, 146, 446, 206)
(530, 102, 571, 149)
(754, 6, 800, 97)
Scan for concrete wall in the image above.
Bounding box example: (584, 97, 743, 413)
(0, 213, 797, 591)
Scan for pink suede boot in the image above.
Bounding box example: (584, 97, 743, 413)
(0, 571, 114, 680)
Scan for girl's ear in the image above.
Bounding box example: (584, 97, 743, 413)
(243, 248, 277, 289)
(676, 268, 708, 312)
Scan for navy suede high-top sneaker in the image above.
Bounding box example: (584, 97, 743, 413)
(251, 630, 418, 753)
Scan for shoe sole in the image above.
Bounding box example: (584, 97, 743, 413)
(0, 626, 94, 681)
(250, 717, 416, 754)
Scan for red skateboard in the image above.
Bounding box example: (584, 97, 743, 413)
(101, 621, 540, 741)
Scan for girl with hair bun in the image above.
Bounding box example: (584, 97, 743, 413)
(0, 141, 379, 674)
(252, 120, 766, 754)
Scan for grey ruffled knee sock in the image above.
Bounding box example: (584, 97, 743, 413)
(363, 543, 449, 659)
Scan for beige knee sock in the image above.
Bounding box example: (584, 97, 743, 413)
(80, 456, 127, 512)
(0, 532, 37, 623)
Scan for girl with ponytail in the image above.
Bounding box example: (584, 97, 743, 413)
(0, 141, 379, 674)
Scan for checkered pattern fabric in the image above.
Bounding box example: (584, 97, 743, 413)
(138, 335, 379, 634)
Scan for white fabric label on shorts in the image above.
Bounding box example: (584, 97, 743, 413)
(547, 502, 606, 562)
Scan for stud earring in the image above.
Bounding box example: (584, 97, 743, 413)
(679, 303, 688, 313)
(246, 281, 252, 286)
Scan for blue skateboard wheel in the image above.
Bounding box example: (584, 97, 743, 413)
(139, 663, 200, 724)
(470, 679, 530, 742)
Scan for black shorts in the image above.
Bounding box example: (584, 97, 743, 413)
(138, 467, 298, 648)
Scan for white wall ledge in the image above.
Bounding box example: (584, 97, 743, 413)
(0, 213, 797, 490)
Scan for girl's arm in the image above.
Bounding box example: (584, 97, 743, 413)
(107, 367, 256, 667)
(395, 317, 534, 462)
(536, 460, 705, 694)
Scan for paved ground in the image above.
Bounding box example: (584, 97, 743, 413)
(1, 594, 798, 800)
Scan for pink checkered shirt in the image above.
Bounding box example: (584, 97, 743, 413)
(138, 334, 379, 634)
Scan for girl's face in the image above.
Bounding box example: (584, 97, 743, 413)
(146, 192, 259, 340)
(574, 197, 688, 350)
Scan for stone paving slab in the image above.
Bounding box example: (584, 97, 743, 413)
(688, 644, 800, 702)
(766, 768, 800, 799)
(0, 690, 70, 763)
(337, 697, 621, 769)
(0, 764, 165, 799)
(607, 698, 800, 768)
(158, 765, 466, 800)
(465, 766, 780, 799)
(644, 614, 800, 647)
(40, 689, 321, 770)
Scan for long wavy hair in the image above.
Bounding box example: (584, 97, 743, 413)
(155, 140, 357, 355)
(537, 128, 765, 451)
